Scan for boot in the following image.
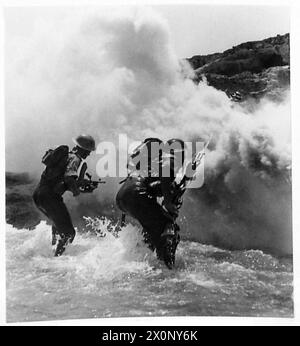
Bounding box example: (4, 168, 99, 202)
(159, 223, 180, 269)
(51, 227, 59, 246)
(54, 236, 71, 257)
(161, 235, 176, 269)
(142, 229, 155, 252)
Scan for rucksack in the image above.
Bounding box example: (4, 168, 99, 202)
(42, 145, 69, 167)
(41, 145, 69, 183)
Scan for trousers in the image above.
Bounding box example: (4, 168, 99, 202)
(116, 177, 174, 252)
(33, 183, 75, 243)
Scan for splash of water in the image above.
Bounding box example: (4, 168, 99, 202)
(6, 220, 293, 322)
(5, 7, 292, 255)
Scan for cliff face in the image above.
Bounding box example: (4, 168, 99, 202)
(186, 33, 290, 101)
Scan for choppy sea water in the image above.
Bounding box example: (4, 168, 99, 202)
(6, 221, 293, 322)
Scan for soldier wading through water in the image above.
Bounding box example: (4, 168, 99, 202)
(33, 134, 97, 256)
(116, 138, 185, 269)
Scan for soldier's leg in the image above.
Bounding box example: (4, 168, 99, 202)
(132, 197, 169, 248)
(131, 196, 181, 268)
(141, 228, 156, 251)
(33, 185, 51, 218)
(49, 200, 76, 256)
(116, 181, 164, 249)
(33, 185, 58, 247)
(157, 222, 181, 269)
(116, 181, 180, 267)
(51, 225, 59, 246)
(36, 191, 76, 256)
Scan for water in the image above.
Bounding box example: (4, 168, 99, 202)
(6, 220, 293, 322)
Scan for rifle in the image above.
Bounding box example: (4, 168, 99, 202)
(77, 162, 105, 193)
(170, 136, 212, 213)
(78, 173, 106, 193)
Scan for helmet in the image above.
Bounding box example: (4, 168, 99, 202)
(143, 137, 163, 151)
(130, 137, 163, 176)
(72, 134, 96, 152)
(165, 138, 185, 167)
(165, 138, 185, 153)
(131, 137, 163, 158)
(144, 137, 163, 144)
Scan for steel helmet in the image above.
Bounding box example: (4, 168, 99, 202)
(72, 134, 96, 152)
(131, 137, 163, 158)
(165, 138, 185, 165)
(165, 138, 185, 153)
(143, 137, 163, 152)
(144, 137, 163, 144)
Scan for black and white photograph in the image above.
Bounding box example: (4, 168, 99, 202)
(2, 1, 297, 325)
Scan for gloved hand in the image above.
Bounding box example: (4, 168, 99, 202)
(79, 183, 97, 193)
(163, 201, 179, 218)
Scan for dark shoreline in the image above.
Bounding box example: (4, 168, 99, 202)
(6, 172, 41, 230)
(5, 171, 293, 261)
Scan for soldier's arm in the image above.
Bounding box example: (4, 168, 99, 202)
(64, 154, 82, 197)
(64, 176, 81, 196)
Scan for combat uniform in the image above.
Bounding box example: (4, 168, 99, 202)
(116, 141, 181, 268)
(33, 150, 83, 256)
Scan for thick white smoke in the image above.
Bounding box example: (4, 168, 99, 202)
(5, 7, 179, 173)
(5, 7, 292, 254)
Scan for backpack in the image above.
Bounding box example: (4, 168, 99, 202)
(41, 145, 69, 183)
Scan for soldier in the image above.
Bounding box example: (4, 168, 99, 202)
(33, 134, 96, 256)
(116, 138, 185, 269)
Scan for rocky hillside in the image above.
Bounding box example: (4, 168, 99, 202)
(186, 33, 290, 101)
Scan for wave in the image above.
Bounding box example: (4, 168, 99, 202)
(6, 219, 293, 321)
